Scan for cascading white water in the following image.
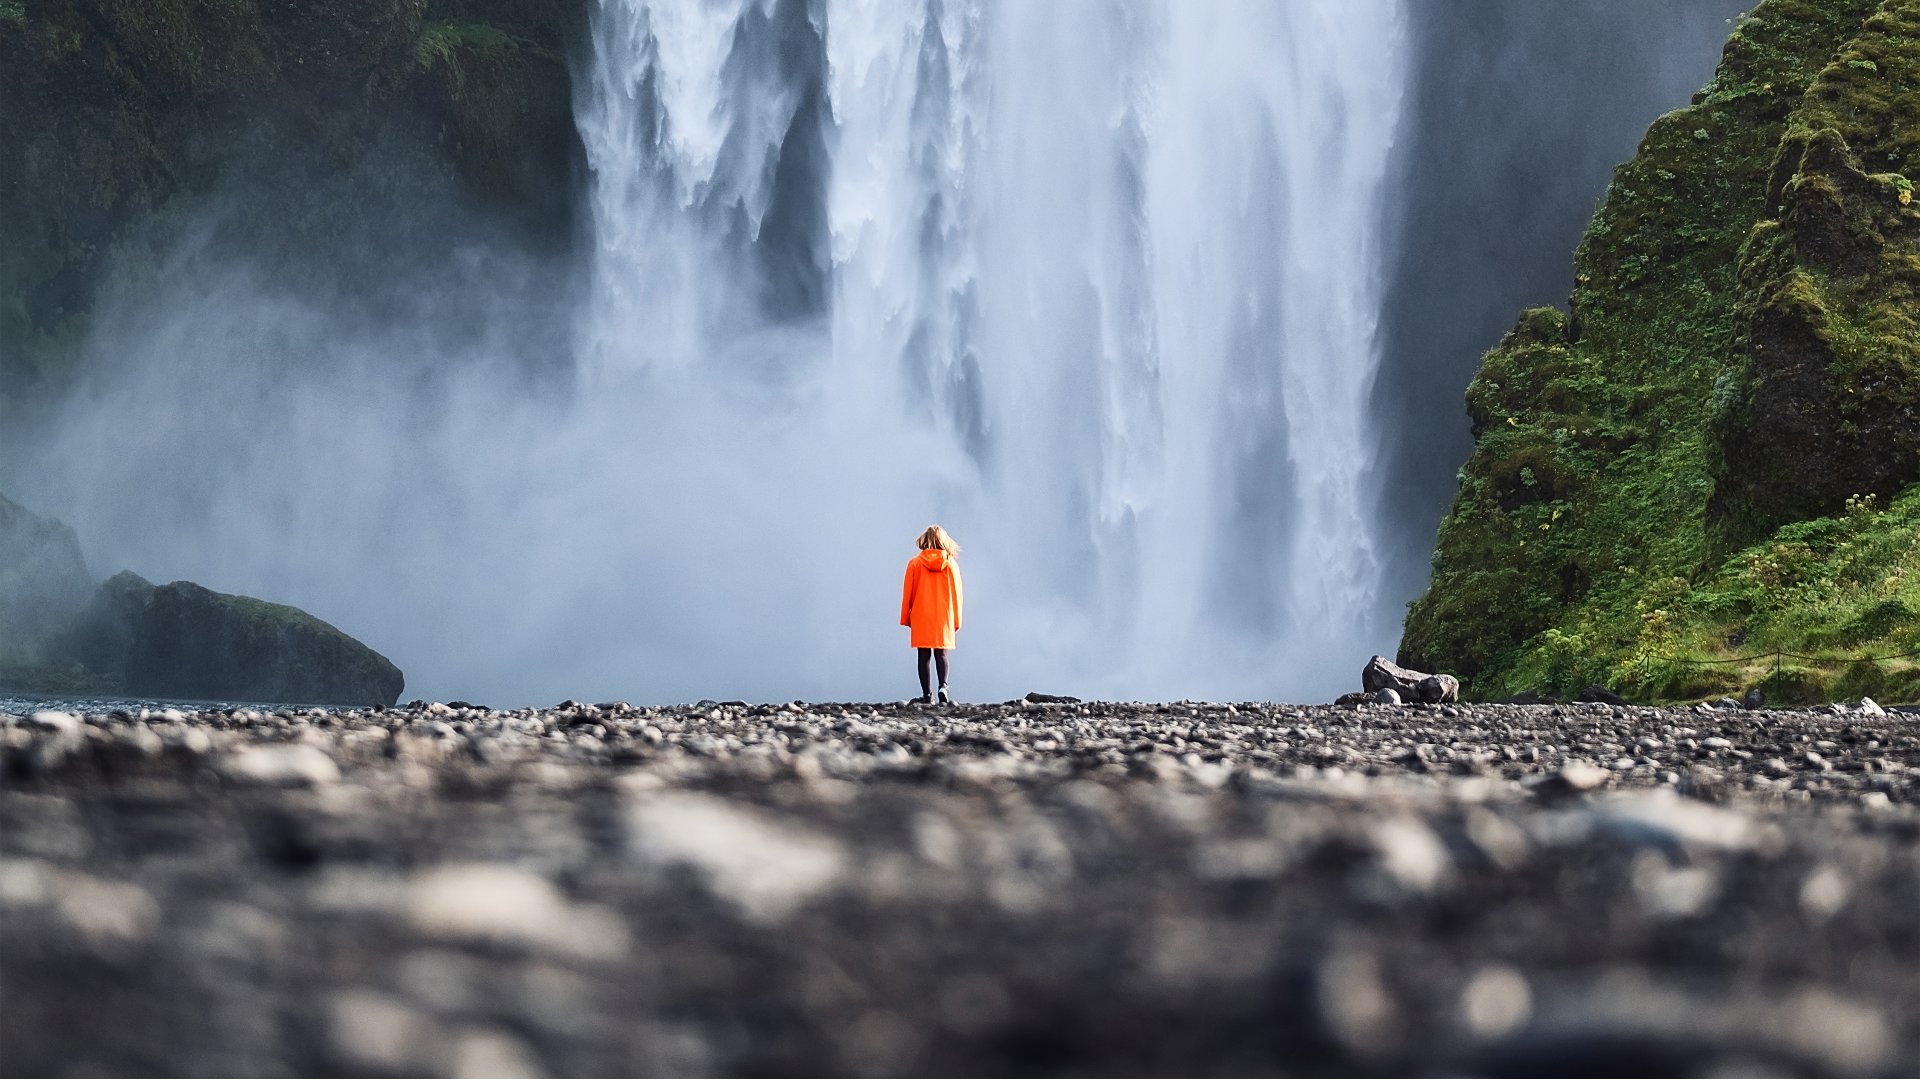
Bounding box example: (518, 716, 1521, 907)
(573, 0, 1407, 700)
(17, 0, 1407, 706)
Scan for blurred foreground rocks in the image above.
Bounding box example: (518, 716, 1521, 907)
(1, 696, 1916, 1075)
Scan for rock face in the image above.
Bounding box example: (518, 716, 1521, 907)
(1362, 655, 1461, 703)
(53, 571, 155, 680)
(0, 494, 92, 661)
(0, 493, 405, 704)
(1403, 0, 1920, 702)
(2, 0, 585, 407)
(124, 582, 403, 706)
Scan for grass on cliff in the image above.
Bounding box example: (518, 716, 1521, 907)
(1402, 0, 1919, 704)
(1509, 484, 1920, 704)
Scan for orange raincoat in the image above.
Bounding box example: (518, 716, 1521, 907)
(900, 548, 964, 649)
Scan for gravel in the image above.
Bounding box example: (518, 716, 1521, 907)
(1, 696, 1916, 1075)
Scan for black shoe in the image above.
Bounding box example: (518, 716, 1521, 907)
(918, 693, 934, 706)
(937, 687, 952, 705)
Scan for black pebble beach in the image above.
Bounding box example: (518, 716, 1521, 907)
(3, 697, 1916, 1075)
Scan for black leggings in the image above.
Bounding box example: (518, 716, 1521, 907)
(917, 648, 950, 697)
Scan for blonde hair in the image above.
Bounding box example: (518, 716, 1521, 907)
(917, 525, 960, 555)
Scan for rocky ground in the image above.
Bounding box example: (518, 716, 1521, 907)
(2, 696, 1917, 1076)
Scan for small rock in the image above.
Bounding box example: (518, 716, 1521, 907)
(114, 726, 164, 757)
(1551, 760, 1609, 793)
(1742, 688, 1765, 709)
(1370, 818, 1450, 891)
(1702, 737, 1734, 750)
(1856, 697, 1884, 717)
(1711, 697, 1740, 710)
(218, 744, 341, 787)
(51, 872, 161, 946)
(1314, 952, 1395, 1048)
(164, 725, 212, 755)
(1578, 685, 1627, 707)
(1361, 655, 1459, 703)
(404, 863, 628, 959)
(1799, 865, 1850, 918)
(1374, 688, 1402, 706)
(627, 793, 847, 922)
(328, 989, 439, 1071)
(1460, 965, 1532, 1038)
(1597, 791, 1756, 851)
(449, 1028, 542, 1079)
(25, 711, 79, 735)
(1417, 674, 1461, 703)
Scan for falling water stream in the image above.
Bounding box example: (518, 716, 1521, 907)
(16, 0, 1410, 706)
(573, 0, 1407, 700)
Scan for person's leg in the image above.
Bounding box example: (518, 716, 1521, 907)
(934, 649, 950, 694)
(917, 647, 933, 700)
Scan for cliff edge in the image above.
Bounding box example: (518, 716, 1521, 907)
(1402, 0, 1920, 703)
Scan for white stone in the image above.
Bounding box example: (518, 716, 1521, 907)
(328, 989, 440, 1071)
(1596, 791, 1755, 851)
(627, 792, 847, 922)
(448, 1028, 542, 1079)
(52, 872, 161, 945)
(1369, 817, 1450, 891)
(218, 744, 340, 787)
(404, 863, 628, 960)
(25, 711, 79, 735)
(1460, 965, 1532, 1037)
(1800, 865, 1850, 919)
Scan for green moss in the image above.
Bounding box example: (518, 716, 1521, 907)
(1404, 0, 1918, 704)
(408, 17, 571, 199)
(414, 19, 520, 84)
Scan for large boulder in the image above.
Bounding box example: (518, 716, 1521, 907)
(0, 494, 93, 663)
(1362, 655, 1461, 704)
(125, 582, 403, 706)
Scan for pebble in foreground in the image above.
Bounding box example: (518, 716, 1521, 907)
(2, 696, 1916, 1075)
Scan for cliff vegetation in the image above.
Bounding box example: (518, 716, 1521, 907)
(1403, 0, 1920, 704)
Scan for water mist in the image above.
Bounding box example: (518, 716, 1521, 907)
(16, 0, 1410, 705)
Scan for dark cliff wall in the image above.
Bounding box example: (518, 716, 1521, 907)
(0, 0, 586, 409)
(1372, 0, 1749, 616)
(1402, 0, 1920, 704)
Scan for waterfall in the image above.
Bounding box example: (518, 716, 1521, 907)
(15, 0, 1409, 706)
(574, 0, 1408, 700)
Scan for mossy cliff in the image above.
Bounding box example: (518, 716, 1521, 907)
(0, 0, 584, 405)
(1402, 0, 1920, 704)
(0, 491, 404, 705)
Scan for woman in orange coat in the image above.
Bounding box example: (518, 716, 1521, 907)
(900, 524, 964, 704)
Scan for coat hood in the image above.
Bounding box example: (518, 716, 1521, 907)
(916, 548, 952, 572)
